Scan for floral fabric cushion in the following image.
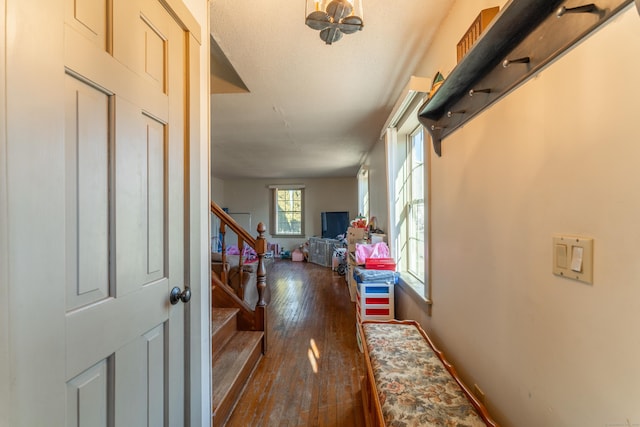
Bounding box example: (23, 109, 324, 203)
(362, 323, 486, 427)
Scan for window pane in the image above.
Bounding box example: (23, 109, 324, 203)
(411, 129, 424, 201)
(412, 130, 423, 165)
(275, 189, 303, 235)
(412, 163, 423, 201)
(408, 201, 425, 282)
(407, 128, 425, 282)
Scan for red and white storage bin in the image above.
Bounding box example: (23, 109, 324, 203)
(364, 257, 396, 270)
(356, 280, 395, 323)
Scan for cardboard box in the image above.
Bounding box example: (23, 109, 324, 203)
(370, 233, 386, 244)
(347, 227, 367, 252)
(348, 227, 367, 241)
(456, 7, 499, 62)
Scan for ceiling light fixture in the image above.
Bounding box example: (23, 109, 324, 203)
(305, 0, 363, 45)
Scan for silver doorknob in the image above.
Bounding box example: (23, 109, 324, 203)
(170, 287, 191, 305)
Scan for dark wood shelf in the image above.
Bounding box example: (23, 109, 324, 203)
(418, 0, 634, 156)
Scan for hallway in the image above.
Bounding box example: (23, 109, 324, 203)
(225, 260, 366, 426)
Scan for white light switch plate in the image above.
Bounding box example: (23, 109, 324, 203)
(552, 235, 594, 284)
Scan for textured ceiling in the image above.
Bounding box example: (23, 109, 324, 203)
(210, 0, 453, 179)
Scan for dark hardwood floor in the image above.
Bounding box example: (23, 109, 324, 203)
(224, 260, 366, 427)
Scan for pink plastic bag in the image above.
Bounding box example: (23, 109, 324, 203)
(355, 242, 390, 265)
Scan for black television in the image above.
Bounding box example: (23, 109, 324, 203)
(321, 211, 350, 239)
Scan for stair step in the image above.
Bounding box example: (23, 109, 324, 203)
(212, 330, 264, 427)
(212, 308, 240, 361)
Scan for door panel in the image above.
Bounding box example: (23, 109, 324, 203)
(65, 0, 108, 51)
(141, 15, 167, 89)
(145, 115, 166, 276)
(144, 325, 166, 427)
(113, 323, 166, 426)
(66, 359, 109, 427)
(114, 0, 171, 93)
(114, 97, 166, 293)
(64, 75, 111, 311)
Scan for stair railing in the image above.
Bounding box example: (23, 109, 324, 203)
(210, 201, 268, 350)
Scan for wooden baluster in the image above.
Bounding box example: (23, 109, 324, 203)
(219, 223, 228, 285)
(237, 236, 245, 301)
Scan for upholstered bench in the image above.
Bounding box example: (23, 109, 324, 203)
(359, 320, 498, 427)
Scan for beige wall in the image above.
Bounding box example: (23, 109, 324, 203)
(221, 177, 357, 252)
(211, 175, 225, 205)
(385, 2, 640, 426)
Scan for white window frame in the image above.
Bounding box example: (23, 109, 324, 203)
(384, 97, 430, 304)
(270, 185, 305, 237)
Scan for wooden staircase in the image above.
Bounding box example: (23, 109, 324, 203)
(211, 308, 264, 426)
(210, 201, 269, 426)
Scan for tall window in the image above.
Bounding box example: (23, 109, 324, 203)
(407, 127, 425, 282)
(385, 97, 430, 300)
(358, 166, 369, 220)
(272, 187, 304, 236)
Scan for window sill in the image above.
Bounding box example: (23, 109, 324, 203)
(396, 272, 432, 313)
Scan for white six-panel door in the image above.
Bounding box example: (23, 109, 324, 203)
(2, 0, 202, 425)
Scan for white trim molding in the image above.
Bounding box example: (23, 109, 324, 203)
(268, 184, 305, 189)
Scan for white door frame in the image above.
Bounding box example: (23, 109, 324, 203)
(184, 12, 212, 426)
(0, 0, 10, 421)
(160, 1, 212, 425)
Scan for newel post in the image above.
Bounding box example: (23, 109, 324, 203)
(255, 222, 267, 307)
(255, 222, 268, 352)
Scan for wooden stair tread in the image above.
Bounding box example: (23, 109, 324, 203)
(211, 308, 241, 362)
(212, 330, 263, 426)
(212, 331, 263, 406)
(211, 308, 239, 334)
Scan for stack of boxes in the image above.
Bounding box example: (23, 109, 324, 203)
(346, 227, 367, 301)
(346, 225, 397, 317)
(346, 222, 396, 350)
(347, 224, 396, 350)
(354, 260, 397, 324)
(347, 226, 367, 252)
